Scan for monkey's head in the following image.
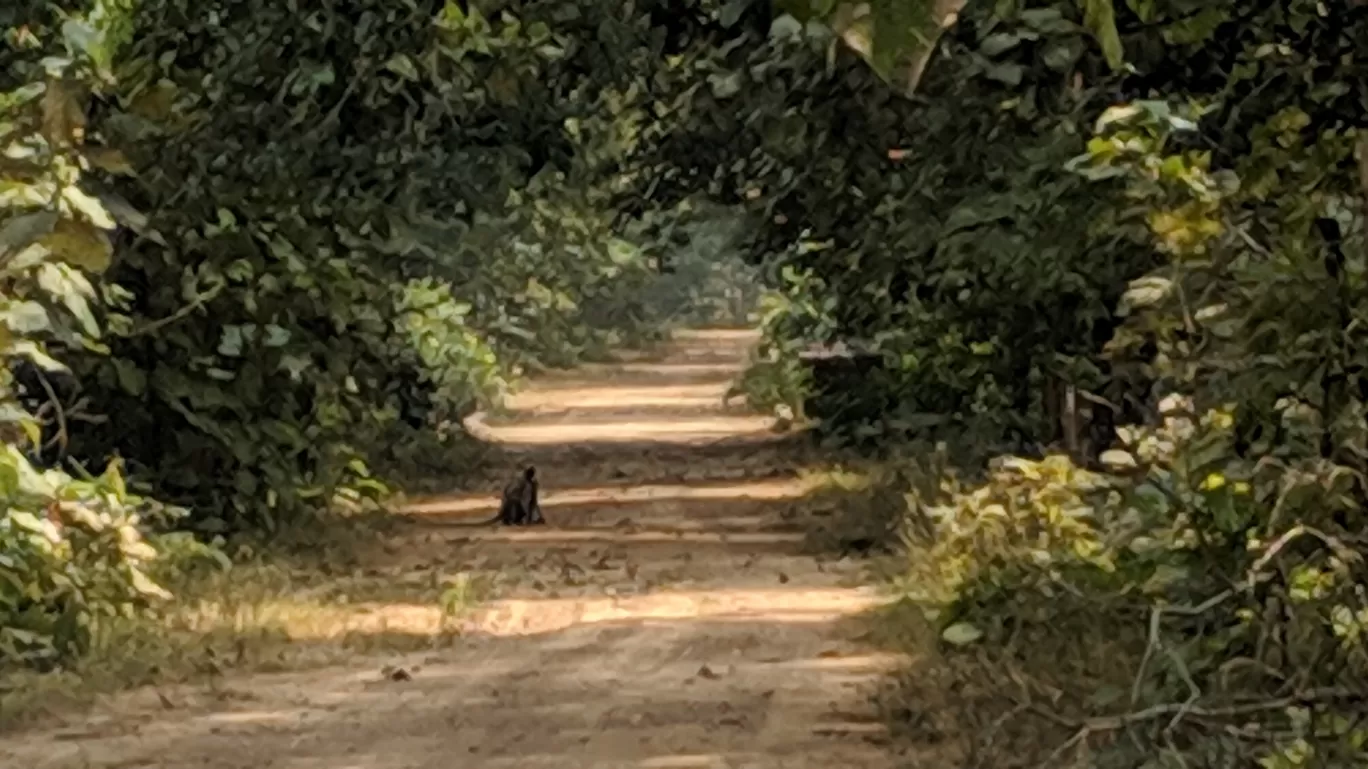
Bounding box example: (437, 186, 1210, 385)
(523, 466, 536, 481)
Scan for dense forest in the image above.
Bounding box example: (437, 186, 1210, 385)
(3, 0, 1368, 766)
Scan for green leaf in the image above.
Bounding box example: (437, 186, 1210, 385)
(263, 324, 290, 347)
(941, 622, 984, 646)
(7, 510, 45, 533)
(37, 263, 99, 337)
(128, 567, 173, 600)
(1019, 8, 1074, 33)
(9, 340, 68, 372)
(1119, 276, 1173, 314)
(709, 72, 743, 99)
(41, 77, 85, 148)
(1041, 39, 1081, 72)
(984, 62, 1024, 86)
(38, 218, 114, 272)
(61, 18, 108, 71)
(0, 212, 59, 258)
(1093, 108, 1136, 135)
(62, 186, 117, 230)
(978, 33, 1022, 57)
(94, 192, 151, 233)
(1081, 0, 1124, 70)
(1, 301, 51, 333)
(84, 147, 137, 176)
(720, 0, 756, 28)
(111, 357, 147, 396)
(1142, 564, 1189, 595)
(384, 54, 420, 81)
(218, 325, 244, 357)
(1100, 449, 1137, 469)
(0, 402, 40, 446)
(7, 446, 55, 498)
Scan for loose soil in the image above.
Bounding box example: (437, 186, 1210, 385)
(2, 329, 907, 769)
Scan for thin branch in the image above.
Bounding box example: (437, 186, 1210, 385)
(1031, 686, 1364, 738)
(126, 283, 224, 338)
(1162, 642, 1201, 732)
(34, 367, 68, 459)
(1130, 608, 1161, 706)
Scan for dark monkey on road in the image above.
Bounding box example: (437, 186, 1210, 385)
(444, 466, 545, 526)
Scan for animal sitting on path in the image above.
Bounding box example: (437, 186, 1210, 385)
(438, 466, 545, 527)
(497, 466, 545, 526)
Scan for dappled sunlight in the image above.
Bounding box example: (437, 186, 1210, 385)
(467, 414, 778, 444)
(466, 586, 886, 638)
(175, 596, 448, 641)
(168, 585, 886, 646)
(638, 755, 734, 768)
(771, 654, 899, 673)
(612, 362, 744, 376)
(421, 529, 806, 546)
(669, 328, 761, 342)
(482, 405, 752, 427)
(401, 477, 816, 516)
(504, 382, 732, 411)
(207, 709, 313, 726)
(528, 367, 744, 391)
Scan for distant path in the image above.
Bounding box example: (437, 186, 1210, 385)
(5, 329, 904, 769)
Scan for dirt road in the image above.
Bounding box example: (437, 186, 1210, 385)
(4, 329, 905, 769)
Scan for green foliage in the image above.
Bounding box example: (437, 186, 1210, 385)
(0, 0, 727, 677)
(0, 0, 714, 538)
(0, 455, 215, 666)
(728, 289, 813, 418)
(0, 0, 220, 668)
(56, 0, 647, 530)
(812, 1, 1368, 764)
(903, 401, 1368, 765)
(632, 0, 1163, 449)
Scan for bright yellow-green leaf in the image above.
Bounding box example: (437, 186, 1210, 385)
(1199, 472, 1226, 491)
(61, 186, 117, 229)
(128, 567, 173, 600)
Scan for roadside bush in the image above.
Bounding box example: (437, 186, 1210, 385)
(0, 0, 221, 670)
(903, 400, 1368, 767)
(878, 7, 1368, 763)
(0, 455, 223, 667)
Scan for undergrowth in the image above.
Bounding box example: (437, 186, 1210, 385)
(0, 515, 492, 730)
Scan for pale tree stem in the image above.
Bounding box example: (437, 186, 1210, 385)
(903, 0, 968, 96)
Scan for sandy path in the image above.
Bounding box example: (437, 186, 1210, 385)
(2, 329, 904, 769)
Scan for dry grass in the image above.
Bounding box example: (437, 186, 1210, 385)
(0, 538, 492, 730)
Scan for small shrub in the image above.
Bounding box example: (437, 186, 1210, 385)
(893, 398, 1368, 767)
(0, 454, 222, 668)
